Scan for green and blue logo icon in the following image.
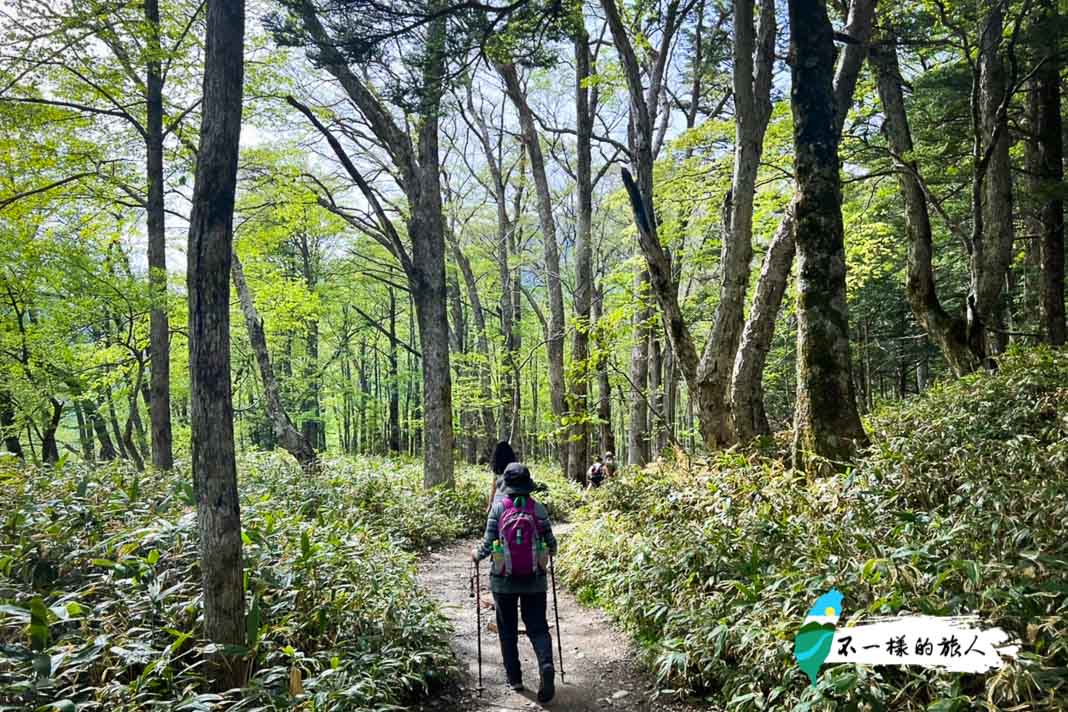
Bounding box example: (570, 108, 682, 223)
(793, 588, 843, 686)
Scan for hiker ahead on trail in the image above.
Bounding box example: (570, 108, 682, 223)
(486, 440, 517, 511)
(472, 462, 558, 703)
(586, 451, 616, 488)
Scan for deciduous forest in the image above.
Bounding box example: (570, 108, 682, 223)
(0, 0, 1065, 709)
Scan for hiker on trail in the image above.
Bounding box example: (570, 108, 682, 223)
(486, 440, 517, 511)
(586, 451, 615, 488)
(586, 456, 606, 488)
(472, 462, 558, 703)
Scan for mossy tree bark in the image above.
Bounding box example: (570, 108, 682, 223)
(731, 0, 875, 442)
(706, 0, 775, 445)
(787, 0, 869, 472)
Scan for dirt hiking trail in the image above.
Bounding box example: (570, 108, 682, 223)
(417, 524, 695, 711)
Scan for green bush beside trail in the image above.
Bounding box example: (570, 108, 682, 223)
(560, 347, 1068, 710)
(0, 455, 578, 711)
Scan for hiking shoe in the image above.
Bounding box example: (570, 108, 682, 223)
(537, 664, 555, 703)
(507, 679, 525, 692)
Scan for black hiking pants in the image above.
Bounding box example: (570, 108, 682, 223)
(492, 591, 554, 684)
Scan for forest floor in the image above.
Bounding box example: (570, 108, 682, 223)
(417, 524, 695, 712)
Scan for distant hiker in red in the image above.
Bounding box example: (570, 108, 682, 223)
(472, 462, 558, 703)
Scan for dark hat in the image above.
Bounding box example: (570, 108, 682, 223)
(502, 462, 535, 495)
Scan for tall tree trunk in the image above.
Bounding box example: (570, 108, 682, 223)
(122, 411, 145, 471)
(387, 289, 402, 453)
(662, 343, 677, 452)
(447, 238, 497, 455)
(788, 0, 868, 472)
(107, 386, 128, 460)
(85, 399, 117, 461)
(409, 14, 452, 487)
(463, 86, 515, 452)
(302, 318, 323, 450)
(592, 282, 615, 458)
(232, 253, 319, 471)
(128, 362, 150, 464)
(359, 338, 369, 453)
(0, 391, 24, 459)
(298, 235, 323, 450)
(731, 0, 875, 440)
(649, 336, 663, 458)
(448, 272, 476, 462)
(145, 0, 173, 471)
(510, 245, 524, 458)
(628, 271, 651, 466)
(40, 398, 63, 465)
(567, 29, 594, 482)
(497, 62, 567, 475)
(969, 0, 1015, 359)
(73, 400, 93, 461)
(130, 362, 151, 461)
(700, 0, 775, 445)
(187, 0, 247, 689)
(871, 38, 979, 375)
(1032, 0, 1065, 345)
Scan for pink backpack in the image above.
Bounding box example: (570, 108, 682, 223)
(496, 495, 544, 578)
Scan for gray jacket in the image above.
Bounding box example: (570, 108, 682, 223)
(476, 495, 558, 594)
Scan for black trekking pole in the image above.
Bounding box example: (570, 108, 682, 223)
(550, 556, 565, 683)
(474, 560, 484, 696)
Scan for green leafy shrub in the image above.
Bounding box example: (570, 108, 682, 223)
(0, 454, 531, 711)
(560, 346, 1068, 710)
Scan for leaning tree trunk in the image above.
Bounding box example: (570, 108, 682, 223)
(40, 398, 63, 465)
(186, 0, 247, 690)
(871, 38, 979, 375)
(787, 0, 868, 472)
(731, 0, 875, 441)
(232, 253, 319, 471)
(86, 399, 117, 461)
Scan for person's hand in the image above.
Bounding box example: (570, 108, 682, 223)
(471, 549, 480, 563)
